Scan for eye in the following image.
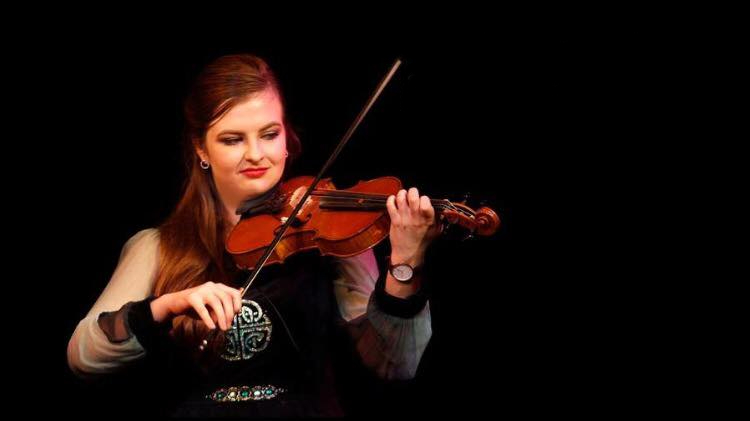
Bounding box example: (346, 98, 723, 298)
(220, 136, 243, 145)
(261, 131, 280, 141)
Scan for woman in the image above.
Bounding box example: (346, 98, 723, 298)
(67, 54, 438, 416)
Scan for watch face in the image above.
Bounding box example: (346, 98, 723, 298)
(391, 264, 414, 282)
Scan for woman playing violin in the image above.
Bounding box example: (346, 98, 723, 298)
(67, 54, 440, 416)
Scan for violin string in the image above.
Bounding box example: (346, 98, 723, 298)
(317, 197, 453, 210)
(319, 201, 456, 213)
(312, 189, 390, 198)
(319, 199, 467, 214)
(313, 190, 455, 207)
(316, 196, 475, 218)
(313, 189, 466, 209)
(312, 189, 463, 211)
(312, 190, 477, 219)
(317, 196, 452, 207)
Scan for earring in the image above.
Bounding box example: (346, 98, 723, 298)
(200, 160, 210, 170)
(284, 151, 289, 157)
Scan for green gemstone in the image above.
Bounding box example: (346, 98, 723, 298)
(265, 389, 273, 395)
(241, 390, 250, 397)
(217, 392, 225, 399)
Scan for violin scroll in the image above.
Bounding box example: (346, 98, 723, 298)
(475, 206, 500, 236)
(440, 203, 500, 238)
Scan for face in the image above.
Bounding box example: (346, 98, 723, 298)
(198, 88, 288, 218)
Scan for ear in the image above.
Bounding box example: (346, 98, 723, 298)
(193, 139, 209, 162)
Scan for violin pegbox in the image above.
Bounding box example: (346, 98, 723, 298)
(439, 198, 500, 240)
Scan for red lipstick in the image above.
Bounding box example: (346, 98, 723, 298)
(240, 168, 268, 178)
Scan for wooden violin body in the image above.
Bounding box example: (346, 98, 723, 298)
(226, 175, 500, 270)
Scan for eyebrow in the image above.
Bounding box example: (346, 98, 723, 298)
(217, 122, 282, 138)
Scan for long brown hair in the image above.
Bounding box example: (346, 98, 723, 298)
(154, 54, 301, 346)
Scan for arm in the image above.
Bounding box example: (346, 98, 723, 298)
(66, 229, 160, 378)
(334, 186, 440, 379)
(333, 248, 432, 381)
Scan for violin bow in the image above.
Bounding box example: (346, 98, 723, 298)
(200, 59, 402, 350)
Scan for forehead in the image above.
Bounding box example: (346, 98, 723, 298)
(210, 89, 283, 133)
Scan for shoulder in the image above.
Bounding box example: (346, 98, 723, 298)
(120, 228, 160, 259)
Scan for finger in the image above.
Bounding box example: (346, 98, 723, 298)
(407, 188, 420, 213)
(386, 194, 401, 226)
(215, 289, 235, 328)
(420, 195, 435, 222)
(204, 294, 227, 331)
(218, 283, 243, 314)
(188, 295, 216, 330)
(396, 189, 408, 212)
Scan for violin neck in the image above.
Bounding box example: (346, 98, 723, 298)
(313, 190, 453, 212)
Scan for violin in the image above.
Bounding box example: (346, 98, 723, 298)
(199, 58, 500, 352)
(226, 175, 500, 271)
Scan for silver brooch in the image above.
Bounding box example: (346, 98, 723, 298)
(220, 299, 273, 361)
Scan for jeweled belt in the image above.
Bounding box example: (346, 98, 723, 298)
(206, 385, 287, 402)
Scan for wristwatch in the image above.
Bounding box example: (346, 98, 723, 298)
(388, 258, 421, 283)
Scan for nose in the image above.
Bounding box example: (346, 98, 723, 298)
(243, 138, 264, 163)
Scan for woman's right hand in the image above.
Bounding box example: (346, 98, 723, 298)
(150, 282, 243, 331)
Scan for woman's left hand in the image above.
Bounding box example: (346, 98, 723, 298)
(386, 187, 442, 266)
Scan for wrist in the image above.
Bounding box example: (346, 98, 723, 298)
(149, 295, 172, 323)
(389, 252, 424, 268)
(374, 264, 429, 318)
(385, 255, 424, 297)
(129, 296, 172, 352)
(385, 273, 421, 298)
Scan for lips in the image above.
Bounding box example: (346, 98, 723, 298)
(240, 168, 268, 178)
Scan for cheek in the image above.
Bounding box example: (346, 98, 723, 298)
(211, 148, 243, 175)
(267, 138, 288, 162)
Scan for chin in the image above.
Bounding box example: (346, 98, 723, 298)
(240, 178, 273, 195)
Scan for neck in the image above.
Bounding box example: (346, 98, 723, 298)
(220, 195, 243, 228)
(226, 205, 241, 227)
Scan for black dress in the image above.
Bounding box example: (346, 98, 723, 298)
(118, 247, 428, 418)
(119, 251, 348, 417)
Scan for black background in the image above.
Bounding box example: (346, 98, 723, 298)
(12, 15, 665, 417)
